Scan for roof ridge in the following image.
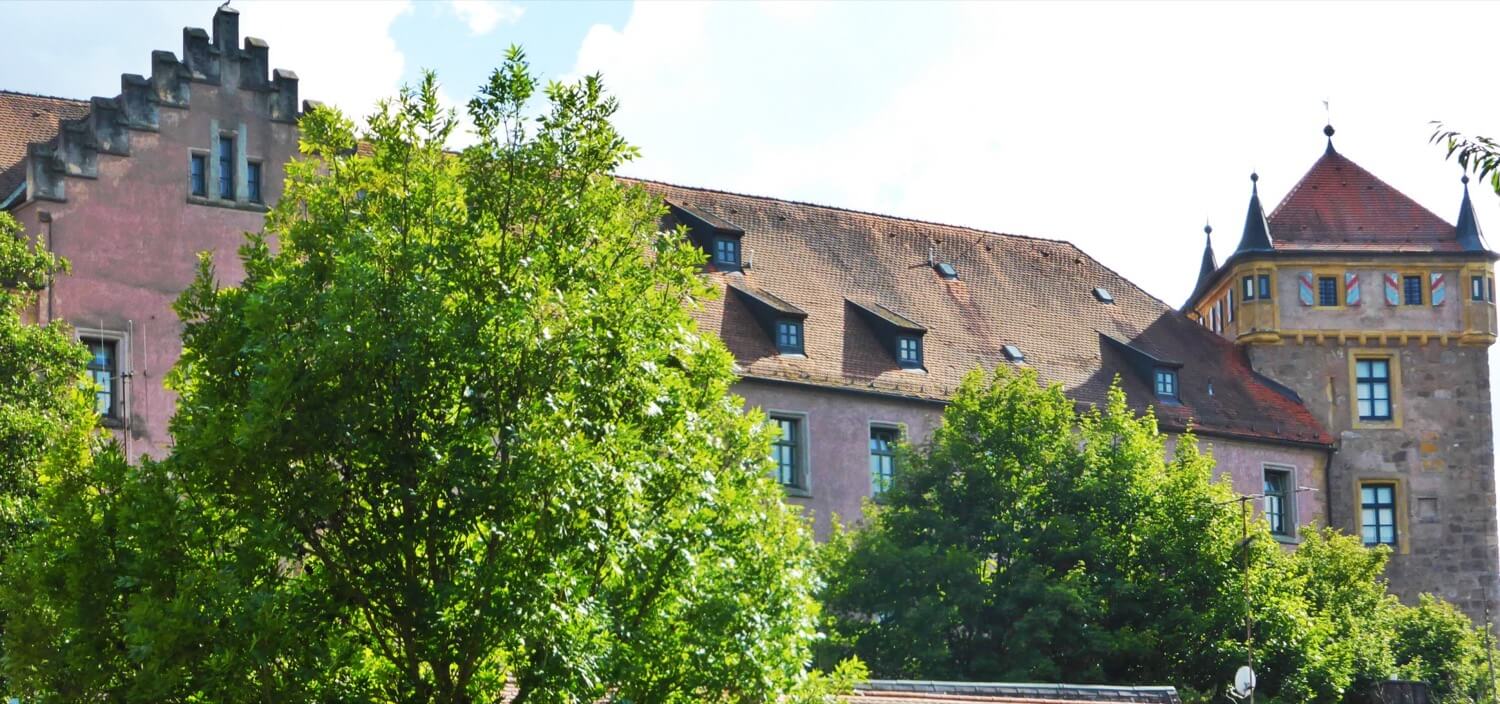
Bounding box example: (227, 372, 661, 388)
(0, 88, 89, 105)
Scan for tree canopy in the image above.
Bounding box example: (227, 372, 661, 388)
(818, 367, 1497, 703)
(2, 52, 833, 703)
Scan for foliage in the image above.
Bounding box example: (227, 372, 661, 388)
(0, 211, 100, 694)
(1431, 123, 1500, 196)
(4, 51, 834, 703)
(819, 366, 1497, 703)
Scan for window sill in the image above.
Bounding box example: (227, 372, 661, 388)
(777, 352, 806, 360)
(1271, 533, 1300, 545)
(783, 485, 812, 499)
(187, 195, 270, 213)
(100, 416, 125, 429)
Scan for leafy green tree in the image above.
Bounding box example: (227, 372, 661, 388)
(0, 211, 100, 694)
(1432, 123, 1500, 196)
(5, 52, 827, 703)
(819, 366, 1497, 703)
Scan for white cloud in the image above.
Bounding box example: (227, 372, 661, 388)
(451, 0, 524, 36)
(238, 0, 413, 123)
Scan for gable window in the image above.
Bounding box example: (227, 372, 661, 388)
(82, 337, 119, 419)
(896, 335, 922, 368)
(217, 135, 235, 199)
(1355, 358, 1392, 421)
(1242, 276, 1256, 301)
(870, 426, 898, 496)
(1317, 275, 1340, 307)
(189, 153, 207, 197)
(1257, 274, 1272, 300)
(247, 160, 263, 203)
(1361, 483, 1398, 547)
(775, 319, 803, 355)
(713, 237, 740, 268)
(1402, 275, 1423, 305)
(1263, 467, 1292, 537)
(1154, 367, 1178, 400)
(770, 415, 806, 491)
(1473, 275, 1485, 302)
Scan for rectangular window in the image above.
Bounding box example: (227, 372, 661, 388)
(870, 426, 898, 496)
(217, 135, 235, 199)
(1473, 275, 1486, 302)
(82, 337, 118, 418)
(1355, 358, 1392, 421)
(896, 335, 921, 368)
(1489, 276, 1495, 303)
(1317, 276, 1340, 307)
(1226, 292, 1235, 322)
(1257, 274, 1272, 300)
(775, 319, 803, 355)
(1154, 368, 1178, 400)
(713, 237, 739, 267)
(770, 415, 804, 490)
(1361, 483, 1398, 547)
(1402, 275, 1423, 305)
(1263, 468, 1291, 536)
(247, 161, 263, 203)
(1242, 276, 1256, 302)
(189, 153, 207, 196)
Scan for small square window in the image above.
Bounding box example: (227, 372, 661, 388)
(1242, 276, 1256, 302)
(713, 237, 740, 267)
(775, 319, 803, 355)
(1361, 483, 1398, 547)
(189, 153, 207, 197)
(247, 161, 263, 203)
(1472, 275, 1485, 302)
(1263, 468, 1292, 536)
(81, 337, 119, 418)
(1002, 344, 1024, 362)
(1154, 368, 1178, 400)
(870, 426, 898, 496)
(1317, 276, 1340, 307)
(1402, 275, 1423, 306)
(1257, 274, 1272, 300)
(896, 335, 922, 368)
(935, 262, 958, 280)
(770, 415, 806, 490)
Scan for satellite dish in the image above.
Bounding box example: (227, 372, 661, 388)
(1233, 666, 1257, 697)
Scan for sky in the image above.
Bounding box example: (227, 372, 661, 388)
(5, 0, 1500, 410)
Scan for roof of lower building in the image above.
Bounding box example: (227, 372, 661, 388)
(849, 680, 1182, 704)
(632, 178, 1333, 447)
(0, 90, 90, 202)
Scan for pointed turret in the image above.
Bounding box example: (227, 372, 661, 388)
(1235, 172, 1274, 253)
(1456, 174, 1488, 252)
(1195, 222, 1218, 289)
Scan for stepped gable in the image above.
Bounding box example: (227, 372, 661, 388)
(1267, 149, 1460, 252)
(5, 7, 310, 205)
(0, 91, 89, 203)
(630, 178, 1332, 447)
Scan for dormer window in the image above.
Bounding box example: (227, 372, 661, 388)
(1092, 287, 1114, 304)
(896, 335, 922, 368)
(713, 237, 741, 268)
(1154, 368, 1178, 400)
(776, 319, 803, 354)
(846, 299, 926, 370)
(935, 262, 958, 280)
(1002, 344, 1025, 362)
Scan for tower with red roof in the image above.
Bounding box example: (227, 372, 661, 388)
(1186, 125, 1498, 621)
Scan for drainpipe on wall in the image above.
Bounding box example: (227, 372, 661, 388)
(37, 210, 54, 323)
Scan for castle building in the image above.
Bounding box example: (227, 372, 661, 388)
(1184, 127, 1499, 615)
(1, 8, 1494, 624)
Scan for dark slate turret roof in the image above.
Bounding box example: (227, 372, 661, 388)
(1456, 175, 1488, 252)
(1233, 173, 1274, 253)
(630, 177, 1332, 447)
(1194, 223, 1218, 292)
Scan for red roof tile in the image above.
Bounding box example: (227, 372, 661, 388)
(1267, 149, 1460, 252)
(630, 179, 1332, 447)
(0, 90, 90, 202)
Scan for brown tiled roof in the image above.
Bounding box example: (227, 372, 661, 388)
(1267, 149, 1460, 252)
(632, 178, 1331, 447)
(0, 90, 90, 201)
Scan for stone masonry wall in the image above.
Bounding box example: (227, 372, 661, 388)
(1250, 341, 1499, 621)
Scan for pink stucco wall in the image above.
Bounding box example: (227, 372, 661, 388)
(13, 81, 297, 459)
(1167, 433, 1328, 538)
